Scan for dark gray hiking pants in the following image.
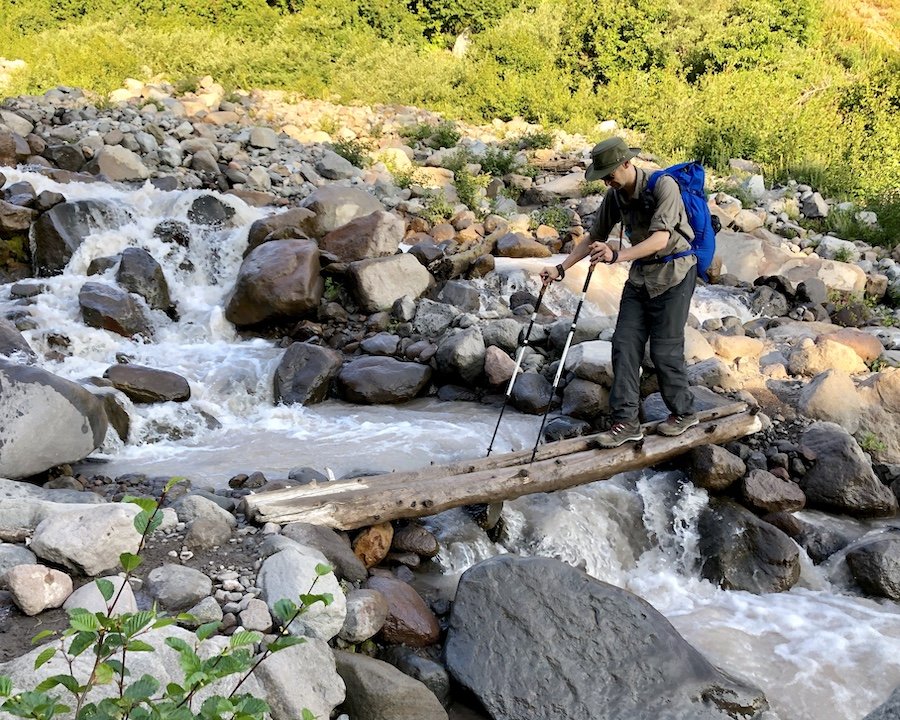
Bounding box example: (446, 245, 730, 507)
(609, 265, 696, 423)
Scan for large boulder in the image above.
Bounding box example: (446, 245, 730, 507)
(322, 210, 405, 261)
(31, 200, 128, 276)
(273, 342, 343, 405)
(333, 651, 447, 720)
(90, 145, 150, 182)
(103, 363, 191, 403)
(0, 318, 35, 361)
(799, 422, 898, 517)
(788, 337, 869, 376)
(798, 370, 863, 432)
(299, 186, 383, 238)
(0, 478, 106, 542)
(225, 239, 324, 326)
(698, 498, 800, 594)
(254, 639, 346, 720)
(0, 360, 108, 480)
(245, 207, 317, 254)
(79, 282, 154, 338)
(365, 575, 440, 647)
(434, 327, 485, 384)
(350, 253, 434, 312)
(445, 555, 768, 720)
(280, 522, 367, 583)
(337, 356, 432, 404)
(115, 247, 174, 315)
(689, 444, 746, 491)
(846, 536, 900, 600)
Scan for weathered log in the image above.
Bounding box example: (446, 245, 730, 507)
(243, 404, 762, 529)
(427, 237, 495, 281)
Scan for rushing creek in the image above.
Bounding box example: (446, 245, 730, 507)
(3, 169, 900, 720)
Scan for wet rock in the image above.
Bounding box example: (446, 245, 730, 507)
(115, 247, 174, 315)
(103, 363, 190, 403)
(435, 327, 485, 384)
(0, 318, 35, 360)
(391, 524, 439, 558)
(338, 356, 431, 404)
(846, 537, 900, 600)
(32, 200, 127, 276)
(246, 207, 316, 254)
(440, 280, 480, 313)
(360, 332, 400, 356)
(225, 239, 324, 326)
(153, 219, 191, 247)
(273, 342, 343, 405)
(749, 285, 789, 317)
(350, 254, 434, 313)
(413, 298, 459, 337)
(79, 282, 153, 338)
(698, 498, 800, 594)
(89, 145, 150, 181)
(510, 372, 552, 415)
(300, 186, 383, 238)
(561, 377, 609, 420)
(445, 555, 768, 720)
(543, 415, 592, 441)
(187, 194, 235, 227)
(365, 575, 440, 647)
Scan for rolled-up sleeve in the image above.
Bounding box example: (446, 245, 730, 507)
(589, 188, 622, 242)
(649, 176, 692, 240)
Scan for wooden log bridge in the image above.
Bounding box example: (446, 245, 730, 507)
(243, 402, 762, 530)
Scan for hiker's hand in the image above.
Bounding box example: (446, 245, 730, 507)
(590, 242, 613, 265)
(539, 265, 559, 286)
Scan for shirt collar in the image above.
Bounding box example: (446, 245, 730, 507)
(616, 166, 649, 203)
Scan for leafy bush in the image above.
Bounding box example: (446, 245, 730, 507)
(329, 137, 371, 168)
(531, 206, 571, 232)
(421, 191, 455, 224)
(479, 146, 520, 177)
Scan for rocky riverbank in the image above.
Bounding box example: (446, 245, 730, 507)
(2, 76, 900, 719)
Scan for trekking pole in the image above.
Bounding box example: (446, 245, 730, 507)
(529, 262, 597, 463)
(486, 281, 549, 456)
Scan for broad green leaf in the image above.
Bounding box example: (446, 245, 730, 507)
(35, 674, 80, 694)
(273, 598, 297, 623)
(31, 629, 56, 644)
(68, 631, 96, 658)
(228, 631, 261, 649)
(164, 476, 185, 493)
(299, 592, 333, 608)
(94, 578, 115, 602)
(94, 662, 115, 686)
(152, 618, 177, 629)
(133, 510, 152, 535)
(267, 635, 306, 653)
(199, 696, 232, 719)
(233, 695, 269, 716)
(301, 709, 317, 720)
(104, 659, 128, 677)
(123, 611, 156, 637)
(164, 637, 192, 654)
(126, 640, 155, 653)
(33, 647, 56, 670)
(123, 496, 157, 513)
(67, 608, 101, 633)
(195, 622, 220, 641)
(119, 552, 142, 573)
(123, 674, 159, 702)
(165, 682, 185, 699)
(314, 563, 332, 576)
(0, 676, 12, 697)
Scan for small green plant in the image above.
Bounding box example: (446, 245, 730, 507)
(859, 431, 887, 453)
(173, 76, 200, 95)
(832, 246, 854, 263)
(479, 146, 520, 178)
(580, 179, 607, 196)
(531, 206, 570, 232)
(323, 277, 341, 303)
(517, 130, 554, 150)
(398, 122, 434, 144)
(0, 478, 330, 720)
(431, 121, 461, 149)
(329, 138, 371, 169)
(317, 115, 340, 135)
(421, 191, 454, 224)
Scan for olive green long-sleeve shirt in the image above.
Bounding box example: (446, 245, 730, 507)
(589, 167, 697, 298)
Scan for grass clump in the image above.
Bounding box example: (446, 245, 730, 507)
(329, 137, 371, 168)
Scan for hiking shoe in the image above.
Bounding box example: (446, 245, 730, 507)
(596, 420, 644, 449)
(657, 413, 700, 437)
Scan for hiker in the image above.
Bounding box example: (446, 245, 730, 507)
(539, 137, 699, 448)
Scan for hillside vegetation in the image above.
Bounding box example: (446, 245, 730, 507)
(1, 0, 898, 228)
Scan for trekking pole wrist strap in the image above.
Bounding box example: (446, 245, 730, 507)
(555, 263, 566, 281)
(607, 249, 619, 264)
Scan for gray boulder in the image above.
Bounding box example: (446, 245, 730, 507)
(103, 363, 190, 403)
(246, 207, 316, 254)
(0, 360, 108, 480)
(561, 377, 609, 420)
(740, 469, 806, 513)
(689, 445, 746, 491)
(350, 253, 434, 313)
(0, 318, 35, 361)
(338, 356, 431, 404)
(281, 522, 367, 583)
(334, 650, 448, 720)
(316, 149, 362, 180)
(115, 247, 174, 315)
(511, 372, 552, 415)
(299, 186, 383, 238)
(79, 281, 153, 338)
(481, 318, 523, 355)
(225, 239, 324, 326)
(445, 555, 767, 720)
(31, 200, 128, 276)
(863, 685, 900, 720)
(145, 564, 212, 611)
(846, 537, 900, 600)
(413, 299, 459, 337)
(273, 342, 343, 405)
(0, 543, 37, 577)
(321, 210, 405, 262)
(435, 327, 485, 384)
(799, 422, 898, 517)
(698, 499, 800, 594)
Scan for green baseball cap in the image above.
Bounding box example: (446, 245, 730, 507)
(585, 137, 640, 181)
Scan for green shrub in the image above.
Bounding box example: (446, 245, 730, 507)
(430, 121, 461, 149)
(517, 130, 554, 150)
(329, 137, 371, 168)
(421, 191, 455, 224)
(531, 206, 571, 232)
(479, 146, 520, 177)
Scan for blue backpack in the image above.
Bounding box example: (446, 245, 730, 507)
(640, 162, 717, 282)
